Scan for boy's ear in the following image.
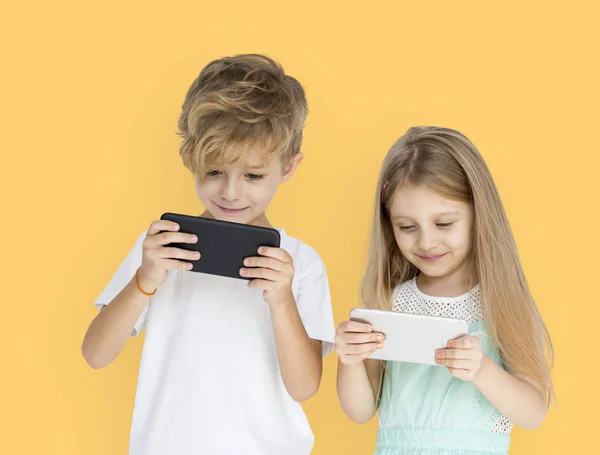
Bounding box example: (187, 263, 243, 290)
(280, 152, 304, 183)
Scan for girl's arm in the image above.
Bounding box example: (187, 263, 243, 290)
(337, 358, 383, 423)
(473, 356, 548, 430)
(335, 320, 385, 423)
(436, 336, 548, 430)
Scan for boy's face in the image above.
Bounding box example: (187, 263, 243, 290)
(195, 145, 303, 227)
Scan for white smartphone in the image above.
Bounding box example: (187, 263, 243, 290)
(349, 308, 469, 365)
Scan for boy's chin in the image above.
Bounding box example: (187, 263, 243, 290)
(207, 208, 259, 225)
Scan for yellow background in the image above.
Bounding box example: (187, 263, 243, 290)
(1, 1, 597, 453)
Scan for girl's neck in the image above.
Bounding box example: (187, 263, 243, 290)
(416, 260, 476, 298)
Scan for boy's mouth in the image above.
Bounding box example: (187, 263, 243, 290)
(214, 203, 249, 215)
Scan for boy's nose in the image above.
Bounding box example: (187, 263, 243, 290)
(220, 179, 242, 201)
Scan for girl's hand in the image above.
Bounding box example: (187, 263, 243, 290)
(335, 320, 384, 366)
(137, 220, 200, 292)
(240, 247, 295, 307)
(435, 335, 484, 381)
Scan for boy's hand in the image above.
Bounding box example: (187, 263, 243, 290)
(335, 320, 384, 365)
(435, 335, 484, 381)
(240, 247, 295, 307)
(137, 220, 200, 292)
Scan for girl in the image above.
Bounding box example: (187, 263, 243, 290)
(335, 126, 554, 455)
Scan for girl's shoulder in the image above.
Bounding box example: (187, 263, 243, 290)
(391, 276, 422, 305)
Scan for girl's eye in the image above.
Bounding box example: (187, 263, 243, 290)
(207, 170, 222, 177)
(437, 222, 455, 228)
(246, 173, 264, 181)
(398, 225, 416, 231)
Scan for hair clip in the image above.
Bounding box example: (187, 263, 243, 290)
(381, 181, 389, 204)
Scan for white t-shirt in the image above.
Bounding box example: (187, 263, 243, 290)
(95, 228, 336, 455)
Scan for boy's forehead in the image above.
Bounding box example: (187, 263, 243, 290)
(209, 143, 279, 169)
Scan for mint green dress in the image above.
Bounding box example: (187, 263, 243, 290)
(375, 278, 513, 455)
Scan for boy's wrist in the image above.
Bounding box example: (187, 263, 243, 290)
(136, 267, 160, 294)
(267, 295, 298, 320)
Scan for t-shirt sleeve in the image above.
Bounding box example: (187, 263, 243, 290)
(295, 252, 336, 356)
(94, 232, 149, 337)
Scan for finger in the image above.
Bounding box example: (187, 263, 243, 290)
(447, 336, 478, 350)
(447, 367, 472, 381)
(257, 246, 291, 263)
(163, 259, 194, 271)
(148, 231, 198, 247)
(346, 332, 385, 345)
(342, 320, 374, 333)
(240, 267, 278, 281)
(158, 247, 201, 261)
(243, 256, 285, 272)
(348, 342, 382, 355)
(247, 279, 273, 290)
(148, 220, 180, 235)
(435, 349, 470, 361)
(436, 358, 473, 369)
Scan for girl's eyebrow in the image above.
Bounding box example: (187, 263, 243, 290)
(392, 210, 461, 221)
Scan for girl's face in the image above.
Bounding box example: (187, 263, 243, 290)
(388, 184, 474, 286)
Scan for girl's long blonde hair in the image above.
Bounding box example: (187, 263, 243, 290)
(363, 126, 554, 404)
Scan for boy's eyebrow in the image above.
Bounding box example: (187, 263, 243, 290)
(392, 210, 461, 221)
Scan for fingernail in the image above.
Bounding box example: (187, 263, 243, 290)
(194, 252, 201, 259)
(240, 268, 246, 276)
(367, 327, 372, 333)
(174, 224, 180, 230)
(376, 335, 383, 341)
(244, 259, 250, 266)
(192, 235, 198, 242)
(376, 343, 383, 348)
(258, 247, 263, 254)
(186, 263, 193, 270)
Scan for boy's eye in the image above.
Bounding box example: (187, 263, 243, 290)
(246, 173, 264, 181)
(207, 170, 222, 177)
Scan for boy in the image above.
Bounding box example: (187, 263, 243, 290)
(82, 54, 335, 455)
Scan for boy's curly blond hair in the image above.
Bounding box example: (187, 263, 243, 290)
(178, 54, 308, 176)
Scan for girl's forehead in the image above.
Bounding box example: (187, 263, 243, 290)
(391, 185, 469, 217)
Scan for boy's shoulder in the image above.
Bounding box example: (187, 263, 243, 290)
(278, 228, 325, 273)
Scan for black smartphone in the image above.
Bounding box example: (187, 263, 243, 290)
(160, 212, 281, 280)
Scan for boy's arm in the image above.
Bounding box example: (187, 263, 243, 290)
(81, 276, 150, 369)
(82, 222, 196, 369)
(270, 300, 323, 402)
(241, 246, 333, 402)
